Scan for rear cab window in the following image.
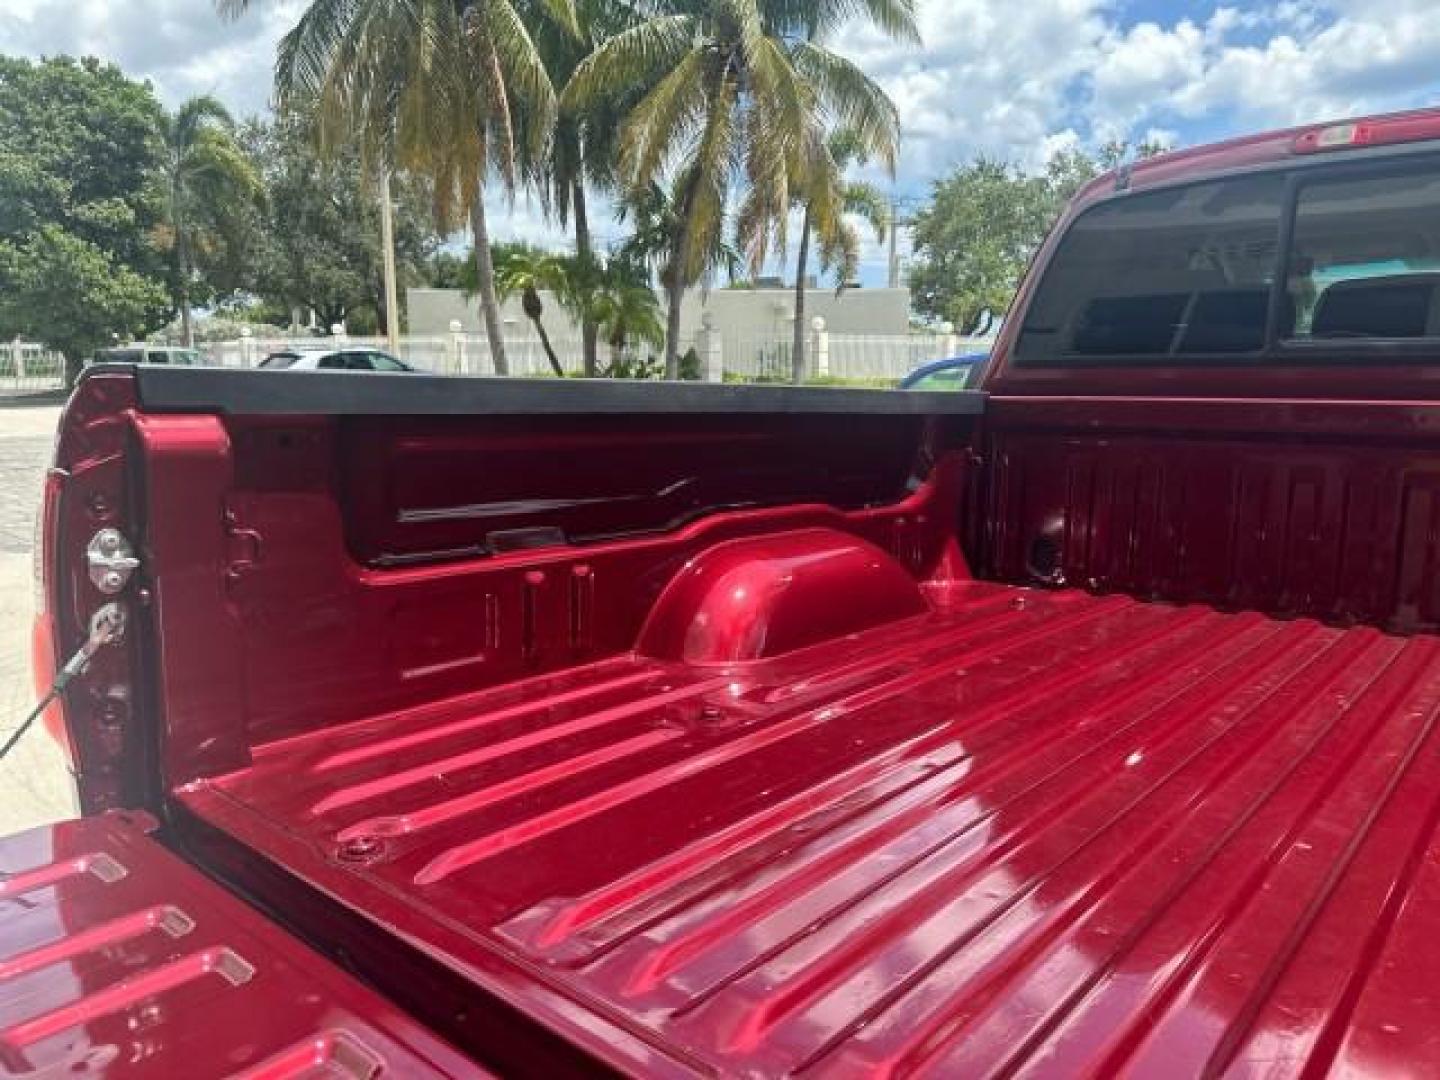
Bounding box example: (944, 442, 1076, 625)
(1012, 153, 1440, 369)
(1015, 174, 1287, 364)
(260, 352, 300, 369)
(1287, 170, 1440, 344)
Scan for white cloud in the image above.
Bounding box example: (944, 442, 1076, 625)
(6, 0, 1440, 178)
(0, 0, 305, 118)
(1090, 19, 1207, 141)
(835, 0, 1111, 177)
(834, 0, 1440, 190)
(8, 0, 1440, 282)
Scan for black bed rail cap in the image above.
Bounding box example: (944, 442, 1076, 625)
(104, 364, 988, 417)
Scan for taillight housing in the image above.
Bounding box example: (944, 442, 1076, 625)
(31, 469, 72, 759)
(36, 372, 143, 814)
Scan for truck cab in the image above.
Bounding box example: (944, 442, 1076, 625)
(15, 108, 1440, 1078)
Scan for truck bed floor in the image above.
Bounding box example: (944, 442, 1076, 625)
(183, 582, 1440, 1077)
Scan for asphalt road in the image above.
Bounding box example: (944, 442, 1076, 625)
(0, 398, 78, 834)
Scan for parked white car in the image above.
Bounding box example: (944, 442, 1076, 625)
(93, 345, 203, 366)
(259, 346, 414, 373)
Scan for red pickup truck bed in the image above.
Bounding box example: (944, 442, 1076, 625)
(176, 582, 1440, 1077)
(37, 107, 1440, 1076)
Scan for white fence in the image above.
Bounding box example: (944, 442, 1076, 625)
(206, 324, 987, 384)
(722, 326, 989, 383)
(205, 331, 589, 376)
(0, 324, 987, 392)
(0, 341, 65, 394)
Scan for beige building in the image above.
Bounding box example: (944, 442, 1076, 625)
(403, 283, 962, 382)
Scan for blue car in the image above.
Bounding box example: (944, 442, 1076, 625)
(899, 353, 988, 390)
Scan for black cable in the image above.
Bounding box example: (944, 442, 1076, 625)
(0, 630, 105, 763)
(0, 688, 60, 762)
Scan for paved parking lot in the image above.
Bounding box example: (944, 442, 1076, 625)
(0, 397, 77, 833)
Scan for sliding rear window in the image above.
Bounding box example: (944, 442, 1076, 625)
(1286, 170, 1440, 343)
(1014, 157, 1440, 366)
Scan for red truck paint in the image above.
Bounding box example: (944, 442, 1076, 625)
(24, 104, 1440, 1077)
(980, 395, 1440, 631)
(0, 811, 478, 1077)
(173, 583, 1440, 1076)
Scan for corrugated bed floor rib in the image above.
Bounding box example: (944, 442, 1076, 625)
(192, 582, 1440, 1077)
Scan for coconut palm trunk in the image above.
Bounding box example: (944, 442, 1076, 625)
(662, 185, 697, 380)
(573, 180, 599, 378)
(469, 197, 510, 376)
(178, 240, 195, 348)
(791, 207, 813, 384)
(662, 267, 687, 379)
(522, 288, 566, 377)
(174, 173, 195, 348)
(532, 317, 565, 377)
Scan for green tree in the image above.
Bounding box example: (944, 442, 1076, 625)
(569, 258, 663, 375)
(0, 56, 171, 377)
(614, 180, 743, 298)
(424, 250, 471, 290)
(909, 141, 1169, 334)
(239, 115, 440, 332)
(564, 0, 916, 377)
(907, 159, 1052, 334)
(591, 280, 663, 373)
(157, 95, 262, 346)
(222, 0, 573, 375)
(446, 242, 666, 378)
(494, 245, 571, 376)
(0, 226, 170, 370)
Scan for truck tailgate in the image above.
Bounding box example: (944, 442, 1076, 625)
(0, 811, 474, 1078)
(174, 583, 1440, 1077)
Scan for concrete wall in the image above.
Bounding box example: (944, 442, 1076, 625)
(406, 285, 912, 344)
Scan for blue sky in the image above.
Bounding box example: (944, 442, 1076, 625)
(4, 0, 1440, 284)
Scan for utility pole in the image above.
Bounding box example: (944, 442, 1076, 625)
(380, 169, 401, 356)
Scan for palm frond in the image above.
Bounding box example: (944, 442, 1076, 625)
(561, 16, 698, 112)
(842, 179, 888, 240)
(805, 0, 921, 45)
(618, 47, 707, 187)
(790, 42, 899, 174)
(468, 0, 558, 126)
(534, 0, 581, 38)
(212, 0, 254, 19)
(817, 217, 860, 291)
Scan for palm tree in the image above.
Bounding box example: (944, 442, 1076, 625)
(494, 247, 571, 376)
(564, 0, 916, 377)
(771, 128, 889, 382)
(520, 0, 637, 376)
(218, 0, 574, 376)
(614, 180, 742, 312)
(159, 95, 260, 346)
(570, 260, 664, 374)
(593, 282, 664, 373)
